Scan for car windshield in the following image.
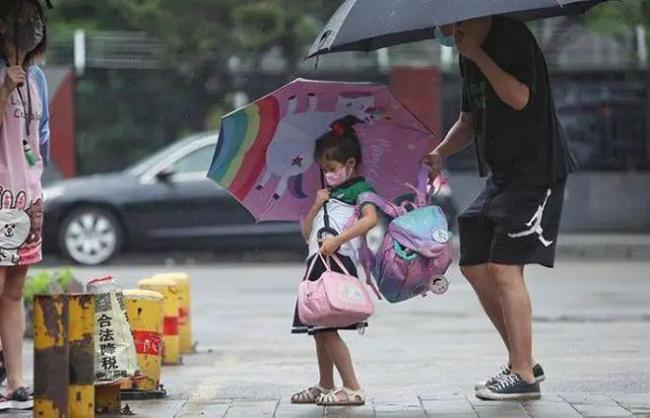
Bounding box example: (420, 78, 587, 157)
(125, 134, 212, 176)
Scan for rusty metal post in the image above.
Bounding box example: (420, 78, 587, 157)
(67, 294, 95, 418)
(34, 295, 69, 418)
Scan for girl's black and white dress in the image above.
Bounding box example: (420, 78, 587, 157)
(291, 177, 374, 335)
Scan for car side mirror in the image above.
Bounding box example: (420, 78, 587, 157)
(156, 166, 175, 182)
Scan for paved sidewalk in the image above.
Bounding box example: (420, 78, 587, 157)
(9, 259, 650, 417)
(121, 390, 650, 417)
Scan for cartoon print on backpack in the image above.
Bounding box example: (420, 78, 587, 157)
(0, 187, 31, 265)
(256, 91, 380, 200)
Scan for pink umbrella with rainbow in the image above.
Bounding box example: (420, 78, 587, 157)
(208, 78, 436, 222)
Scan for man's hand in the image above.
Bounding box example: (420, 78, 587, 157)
(422, 150, 444, 183)
(2, 66, 26, 94)
(456, 27, 484, 61)
(319, 236, 341, 257)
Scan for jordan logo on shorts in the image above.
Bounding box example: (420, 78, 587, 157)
(508, 189, 554, 247)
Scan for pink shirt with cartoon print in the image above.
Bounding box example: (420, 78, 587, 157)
(0, 64, 45, 266)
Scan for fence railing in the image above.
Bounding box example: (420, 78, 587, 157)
(47, 19, 648, 72)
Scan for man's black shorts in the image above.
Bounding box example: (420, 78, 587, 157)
(458, 177, 567, 268)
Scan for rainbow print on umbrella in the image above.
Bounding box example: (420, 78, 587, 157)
(209, 96, 279, 202)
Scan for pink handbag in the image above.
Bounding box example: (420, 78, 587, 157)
(298, 254, 375, 328)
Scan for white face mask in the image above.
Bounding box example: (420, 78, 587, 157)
(435, 26, 456, 48)
(325, 165, 350, 188)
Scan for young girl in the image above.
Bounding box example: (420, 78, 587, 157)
(291, 116, 378, 407)
(0, 0, 49, 406)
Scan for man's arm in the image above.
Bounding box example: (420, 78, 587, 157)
(423, 112, 474, 179)
(470, 50, 530, 111)
(436, 112, 474, 158)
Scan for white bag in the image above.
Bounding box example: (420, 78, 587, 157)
(86, 276, 138, 384)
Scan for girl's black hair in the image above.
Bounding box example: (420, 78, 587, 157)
(0, 0, 48, 66)
(314, 115, 364, 165)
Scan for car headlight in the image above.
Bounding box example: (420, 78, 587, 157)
(43, 185, 65, 202)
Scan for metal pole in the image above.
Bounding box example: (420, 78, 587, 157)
(34, 295, 69, 417)
(68, 294, 95, 418)
(74, 29, 86, 77)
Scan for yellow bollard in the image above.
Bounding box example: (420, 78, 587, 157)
(152, 273, 193, 353)
(34, 294, 69, 418)
(122, 289, 164, 395)
(67, 294, 95, 418)
(137, 277, 180, 365)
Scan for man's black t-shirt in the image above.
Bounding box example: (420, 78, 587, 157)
(460, 16, 576, 187)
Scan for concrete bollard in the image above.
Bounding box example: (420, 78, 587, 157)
(34, 294, 69, 418)
(67, 294, 95, 418)
(137, 277, 180, 365)
(152, 273, 193, 353)
(121, 289, 166, 398)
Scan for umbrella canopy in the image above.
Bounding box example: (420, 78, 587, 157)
(208, 78, 436, 222)
(307, 0, 611, 58)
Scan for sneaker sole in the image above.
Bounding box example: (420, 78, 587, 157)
(474, 374, 545, 392)
(475, 390, 541, 401)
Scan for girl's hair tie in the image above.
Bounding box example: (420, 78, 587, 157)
(330, 121, 345, 138)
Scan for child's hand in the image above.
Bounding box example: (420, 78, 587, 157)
(319, 236, 341, 257)
(313, 189, 330, 209)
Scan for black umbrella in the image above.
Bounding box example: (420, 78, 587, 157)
(307, 0, 612, 58)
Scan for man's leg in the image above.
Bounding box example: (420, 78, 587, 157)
(488, 263, 534, 383)
(460, 264, 511, 361)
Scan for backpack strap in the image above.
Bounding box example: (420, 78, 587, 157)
(357, 234, 382, 300)
(357, 192, 406, 219)
(404, 165, 435, 208)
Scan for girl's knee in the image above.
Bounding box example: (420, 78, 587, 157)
(314, 331, 339, 344)
(2, 277, 25, 303)
(2, 283, 24, 302)
(2, 267, 27, 302)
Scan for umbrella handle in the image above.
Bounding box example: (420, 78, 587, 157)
(317, 227, 339, 241)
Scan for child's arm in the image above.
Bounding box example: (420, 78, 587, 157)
(320, 204, 378, 257)
(302, 189, 330, 240)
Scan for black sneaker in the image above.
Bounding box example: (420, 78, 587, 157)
(474, 365, 510, 391)
(475, 373, 541, 401)
(474, 363, 545, 391)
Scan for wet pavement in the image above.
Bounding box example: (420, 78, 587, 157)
(10, 257, 650, 417)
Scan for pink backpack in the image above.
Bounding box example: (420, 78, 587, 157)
(298, 254, 375, 327)
(357, 167, 453, 303)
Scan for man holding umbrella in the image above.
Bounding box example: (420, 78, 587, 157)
(425, 16, 575, 400)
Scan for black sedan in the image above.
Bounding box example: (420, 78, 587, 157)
(43, 133, 304, 265)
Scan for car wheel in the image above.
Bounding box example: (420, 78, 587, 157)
(59, 207, 123, 265)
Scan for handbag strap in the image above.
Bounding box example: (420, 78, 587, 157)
(328, 254, 351, 276)
(304, 253, 328, 280)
